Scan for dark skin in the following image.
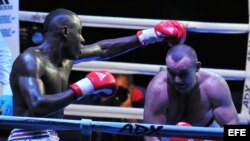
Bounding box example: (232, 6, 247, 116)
(10, 9, 141, 118)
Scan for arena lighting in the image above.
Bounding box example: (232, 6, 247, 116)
(31, 31, 43, 45)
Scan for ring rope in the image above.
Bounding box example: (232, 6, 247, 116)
(64, 104, 143, 120)
(72, 61, 246, 81)
(0, 115, 223, 140)
(19, 11, 248, 34)
(64, 104, 250, 125)
(19, 10, 247, 81)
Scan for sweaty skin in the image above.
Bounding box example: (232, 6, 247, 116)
(8, 8, 188, 141)
(10, 9, 140, 118)
(143, 44, 239, 141)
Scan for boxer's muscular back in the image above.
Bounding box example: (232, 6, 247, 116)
(10, 47, 73, 118)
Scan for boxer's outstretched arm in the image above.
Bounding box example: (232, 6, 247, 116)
(76, 20, 186, 62)
(78, 35, 140, 62)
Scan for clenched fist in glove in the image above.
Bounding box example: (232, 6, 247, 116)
(169, 122, 204, 141)
(70, 71, 117, 99)
(137, 20, 186, 47)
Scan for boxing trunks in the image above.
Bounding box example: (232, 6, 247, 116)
(8, 129, 60, 141)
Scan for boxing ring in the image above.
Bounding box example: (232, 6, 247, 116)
(0, 115, 223, 140)
(1, 3, 250, 140)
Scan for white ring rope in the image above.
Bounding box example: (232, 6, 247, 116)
(0, 115, 223, 140)
(72, 61, 246, 81)
(64, 104, 143, 120)
(19, 11, 248, 33)
(18, 10, 247, 81)
(64, 104, 250, 125)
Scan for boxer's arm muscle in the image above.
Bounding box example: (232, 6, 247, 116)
(78, 35, 140, 61)
(208, 76, 239, 126)
(15, 56, 75, 117)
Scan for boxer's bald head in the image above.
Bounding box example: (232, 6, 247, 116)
(44, 8, 79, 34)
(166, 44, 198, 66)
(165, 44, 200, 92)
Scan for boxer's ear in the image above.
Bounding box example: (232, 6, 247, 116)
(61, 26, 68, 37)
(196, 61, 201, 72)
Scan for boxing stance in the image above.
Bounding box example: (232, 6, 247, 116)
(8, 8, 186, 140)
(143, 44, 239, 141)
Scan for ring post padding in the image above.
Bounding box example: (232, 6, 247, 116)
(240, 0, 250, 117)
(80, 119, 93, 141)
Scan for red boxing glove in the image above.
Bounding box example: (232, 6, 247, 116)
(155, 20, 186, 47)
(70, 71, 117, 99)
(176, 122, 192, 126)
(169, 122, 204, 141)
(137, 20, 186, 47)
(131, 87, 144, 102)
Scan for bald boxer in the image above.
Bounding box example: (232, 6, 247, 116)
(9, 8, 186, 140)
(144, 44, 239, 141)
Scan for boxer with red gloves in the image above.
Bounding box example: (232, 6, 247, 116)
(137, 20, 186, 47)
(70, 71, 117, 99)
(9, 8, 187, 140)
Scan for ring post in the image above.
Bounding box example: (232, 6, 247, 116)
(80, 119, 93, 141)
